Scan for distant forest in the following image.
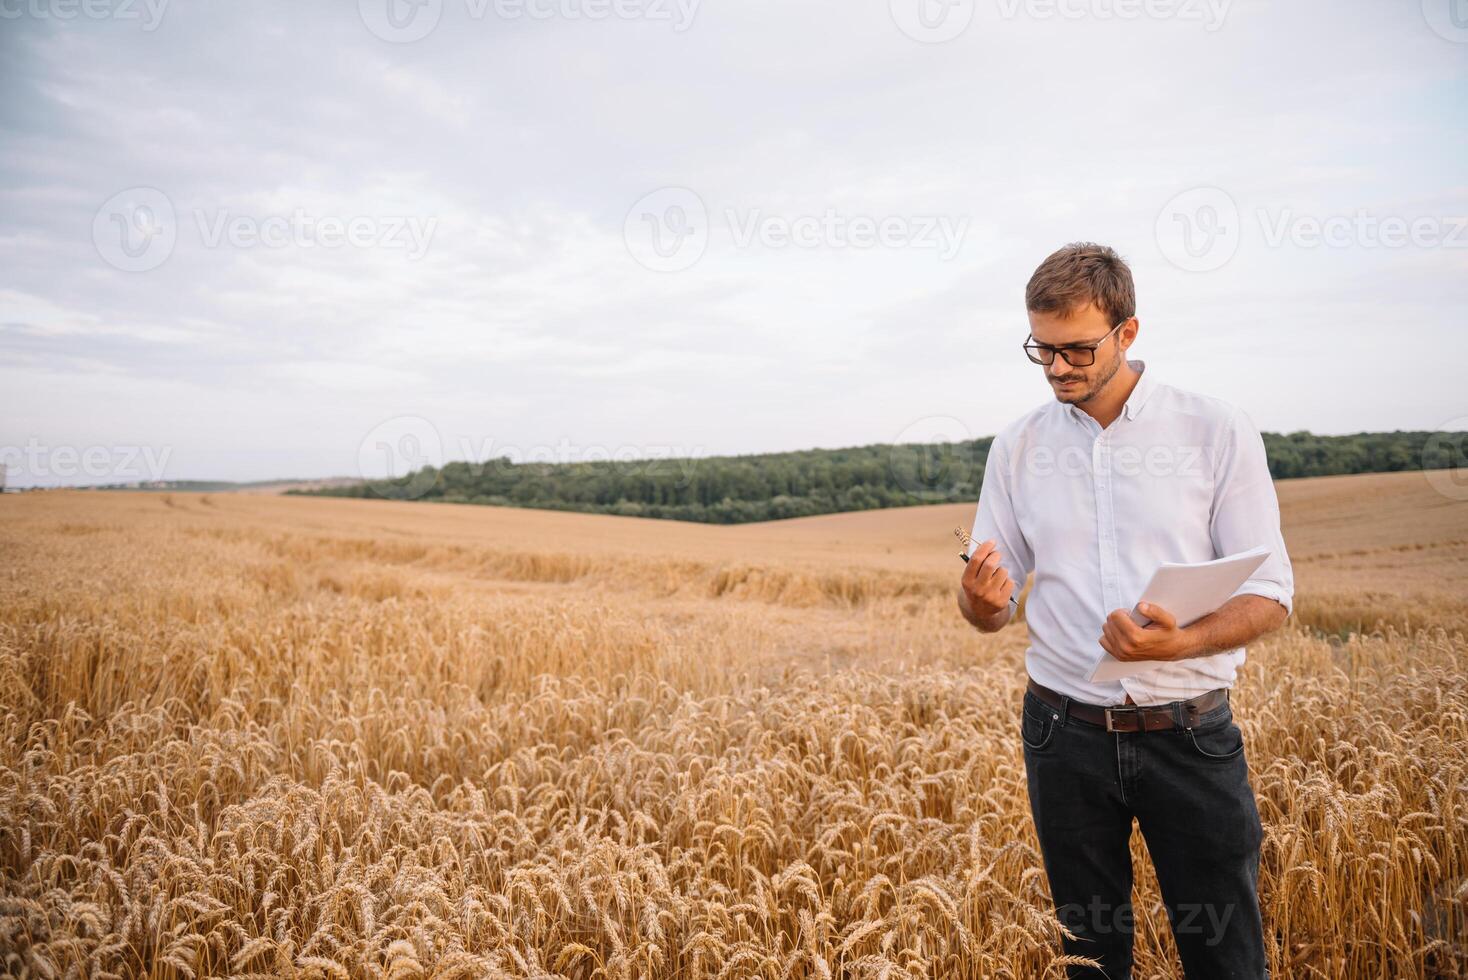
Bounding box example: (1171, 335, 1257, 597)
(297, 430, 1466, 524)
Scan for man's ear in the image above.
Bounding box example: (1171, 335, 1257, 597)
(1120, 316, 1139, 352)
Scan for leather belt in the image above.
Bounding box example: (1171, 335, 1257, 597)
(1026, 678, 1229, 733)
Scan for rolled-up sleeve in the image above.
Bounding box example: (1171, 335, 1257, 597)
(1210, 407, 1294, 616)
(970, 433, 1035, 595)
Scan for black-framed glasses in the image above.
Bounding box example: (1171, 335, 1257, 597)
(1022, 319, 1127, 367)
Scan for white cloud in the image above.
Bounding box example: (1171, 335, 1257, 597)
(1, 0, 1465, 485)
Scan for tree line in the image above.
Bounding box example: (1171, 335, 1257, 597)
(296, 430, 1465, 524)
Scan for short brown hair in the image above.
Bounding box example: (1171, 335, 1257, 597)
(1025, 242, 1136, 324)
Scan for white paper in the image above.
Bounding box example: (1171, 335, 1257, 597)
(1087, 546, 1271, 683)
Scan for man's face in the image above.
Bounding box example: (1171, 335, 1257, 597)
(1026, 301, 1134, 405)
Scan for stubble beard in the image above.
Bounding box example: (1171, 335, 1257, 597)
(1052, 346, 1123, 405)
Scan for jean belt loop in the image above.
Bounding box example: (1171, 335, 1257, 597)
(1058, 694, 1070, 727)
(1172, 700, 1185, 730)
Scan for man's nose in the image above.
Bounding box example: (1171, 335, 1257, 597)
(1047, 358, 1074, 379)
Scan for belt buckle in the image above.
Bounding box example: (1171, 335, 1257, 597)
(1105, 705, 1138, 732)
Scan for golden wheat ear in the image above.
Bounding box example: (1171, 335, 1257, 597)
(954, 526, 974, 551)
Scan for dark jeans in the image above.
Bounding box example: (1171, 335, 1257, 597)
(1021, 686, 1267, 980)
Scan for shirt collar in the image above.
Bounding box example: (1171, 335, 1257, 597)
(1066, 358, 1155, 425)
(1122, 358, 1156, 421)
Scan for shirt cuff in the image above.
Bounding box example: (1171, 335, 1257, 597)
(1233, 581, 1293, 617)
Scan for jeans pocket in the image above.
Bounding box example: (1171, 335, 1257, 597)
(1187, 720, 1246, 761)
(1021, 702, 1059, 752)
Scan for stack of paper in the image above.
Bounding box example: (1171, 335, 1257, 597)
(1088, 547, 1271, 683)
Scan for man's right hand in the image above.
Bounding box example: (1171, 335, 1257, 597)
(959, 538, 1017, 625)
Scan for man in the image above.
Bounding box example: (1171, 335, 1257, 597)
(957, 243, 1292, 979)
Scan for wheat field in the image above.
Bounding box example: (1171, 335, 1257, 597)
(1, 471, 1465, 978)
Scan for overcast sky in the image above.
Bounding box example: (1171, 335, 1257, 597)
(2, 0, 1465, 487)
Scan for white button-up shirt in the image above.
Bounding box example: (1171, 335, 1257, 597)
(970, 359, 1293, 706)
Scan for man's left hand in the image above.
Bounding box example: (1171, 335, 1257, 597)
(1099, 603, 1192, 662)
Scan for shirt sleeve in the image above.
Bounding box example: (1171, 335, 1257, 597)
(970, 433, 1035, 597)
(1211, 406, 1295, 616)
